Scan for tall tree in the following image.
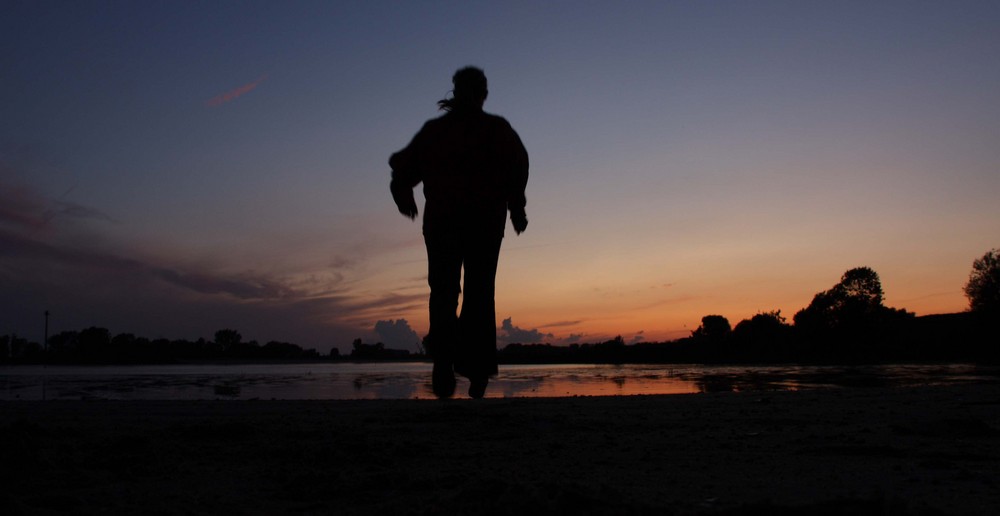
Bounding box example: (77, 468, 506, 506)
(214, 329, 242, 354)
(837, 267, 883, 307)
(964, 248, 1000, 315)
(692, 315, 732, 340)
(794, 267, 889, 331)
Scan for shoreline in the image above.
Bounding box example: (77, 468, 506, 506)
(3, 383, 999, 514)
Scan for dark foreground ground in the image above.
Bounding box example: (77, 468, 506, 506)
(2, 383, 999, 515)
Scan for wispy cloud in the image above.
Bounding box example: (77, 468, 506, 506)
(206, 74, 268, 107)
(153, 268, 295, 300)
(0, 182, 53, 230)
(0, 180, 420, 352)
(0, 229, 294, 301)
(0, 182, 114, 231)
(330, 292, 427, 326)
(540, 319, 583, 329)
(46, 199, 114, 224)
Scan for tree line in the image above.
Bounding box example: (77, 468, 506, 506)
(4, 249, 998, 365)
(0, 328, 328, 364)
(500, 259, 997, 365)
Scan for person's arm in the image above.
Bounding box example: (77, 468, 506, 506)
(389, 123, 430, 220)
(505, 124, 529, 234)
(389, 168, 419, 220)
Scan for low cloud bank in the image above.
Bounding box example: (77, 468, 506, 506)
(497, 317, 553, 345)
(374, 319, 421, 352)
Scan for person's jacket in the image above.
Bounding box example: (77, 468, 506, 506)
(390, 108, 528, 238)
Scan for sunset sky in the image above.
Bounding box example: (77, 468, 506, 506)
(3, 1, 998, 353)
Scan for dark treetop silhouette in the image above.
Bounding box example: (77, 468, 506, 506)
(390, 66, 529, 398)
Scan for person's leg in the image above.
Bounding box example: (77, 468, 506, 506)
(456, 234, 502, 397)
(425, 232, 463, 398)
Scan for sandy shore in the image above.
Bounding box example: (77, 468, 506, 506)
(2, 383, 999, 515)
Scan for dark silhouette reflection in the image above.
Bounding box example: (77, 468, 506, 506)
(390, 66, 529, 398)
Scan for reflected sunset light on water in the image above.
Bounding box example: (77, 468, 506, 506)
(3, 363, 995, 401)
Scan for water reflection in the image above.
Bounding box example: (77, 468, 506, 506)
(1, 363, 997, 400)
(492, 365, 700, 398)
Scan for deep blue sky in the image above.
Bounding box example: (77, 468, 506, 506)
(3, 1, 999, 352)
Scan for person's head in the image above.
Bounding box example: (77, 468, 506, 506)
(438, 66, 488, 111)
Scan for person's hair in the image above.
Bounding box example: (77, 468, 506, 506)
(437, 66, 488, 111)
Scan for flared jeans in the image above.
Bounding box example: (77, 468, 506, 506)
(424, 231, 502, 379)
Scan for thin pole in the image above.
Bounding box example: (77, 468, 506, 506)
(44, 310, 49, 353)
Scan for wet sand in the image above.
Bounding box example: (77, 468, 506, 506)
(2, 383, 999, 515)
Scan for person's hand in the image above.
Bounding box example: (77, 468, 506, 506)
(391, 184, 419, 220)
(511, 209, 528, 235)
(397, 198, 418, 220)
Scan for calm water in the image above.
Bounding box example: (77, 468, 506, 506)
(1, 363, 997, 401)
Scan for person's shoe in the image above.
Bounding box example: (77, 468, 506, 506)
(468, 376, 488, 399)
(432, 362, 456, 399)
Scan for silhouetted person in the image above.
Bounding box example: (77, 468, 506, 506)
(390, 66, 529, 399)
